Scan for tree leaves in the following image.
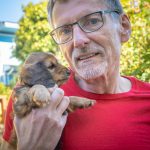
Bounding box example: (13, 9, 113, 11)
(12, 2, 59, 63)
(120, 0, 150, 82)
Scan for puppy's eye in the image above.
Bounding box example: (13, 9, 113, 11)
(48, 64, 56, 70)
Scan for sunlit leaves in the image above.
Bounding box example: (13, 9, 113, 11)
(120, 0, 150, 82)
(12, 2, 58, 63)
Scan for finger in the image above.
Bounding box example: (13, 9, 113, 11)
(50, 88, 64, 108)
(60, 112, 68, 127)
(57, 96, 70, 115)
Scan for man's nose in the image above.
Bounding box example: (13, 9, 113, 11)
(73, 25, 90, 48)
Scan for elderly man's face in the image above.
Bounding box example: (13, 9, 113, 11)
(52, 0, 130, 80)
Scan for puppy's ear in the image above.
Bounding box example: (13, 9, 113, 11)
(20, 62, 56, 88)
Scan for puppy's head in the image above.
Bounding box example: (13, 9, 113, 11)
(20, 52, 70, 87)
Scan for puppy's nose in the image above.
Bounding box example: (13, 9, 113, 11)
(66, 69, 70, 76)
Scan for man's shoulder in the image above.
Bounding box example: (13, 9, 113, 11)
(126, 76, 150, 92)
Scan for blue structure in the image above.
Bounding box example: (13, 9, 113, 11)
(0, 21, 18, 42)
(0, 65, 17, 86)
(0, 21, 19, 85)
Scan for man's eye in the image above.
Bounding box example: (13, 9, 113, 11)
(59, 27, 71, 36)
(88, 18, 100, 25)
(81, 17, 101, 28)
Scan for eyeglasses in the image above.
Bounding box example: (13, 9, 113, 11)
(49, 9, 120, 45)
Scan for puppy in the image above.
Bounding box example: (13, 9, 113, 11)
(13, 52, 95, 117)
(4, 52, 95, 149)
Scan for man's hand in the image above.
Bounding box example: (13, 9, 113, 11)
(14, 88, 70, 150)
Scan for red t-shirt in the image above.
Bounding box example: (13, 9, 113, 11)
(3, 74, 150, 150)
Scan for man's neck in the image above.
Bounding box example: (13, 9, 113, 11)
(74, 73, 131, 94)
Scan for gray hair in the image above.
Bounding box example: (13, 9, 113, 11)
(47, 0, 124, 26)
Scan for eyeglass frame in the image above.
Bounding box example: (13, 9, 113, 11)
(49, 9, 121, 45)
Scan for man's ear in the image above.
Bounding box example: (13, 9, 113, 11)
(119, 13, 131, 43)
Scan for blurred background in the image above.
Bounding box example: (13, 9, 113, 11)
(0, 0, 149, 136)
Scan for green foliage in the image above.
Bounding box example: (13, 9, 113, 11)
(12, 2, 63, 63)
(13, 1, 150, 81)
(0, 83, 11, 99)
(120, 0, 150, 82)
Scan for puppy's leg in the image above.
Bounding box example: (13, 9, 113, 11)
(28, 85, 96, 112)
(28, 84, 51, 107)
(13, 85, 51, 118)
(67, 96, 96, 112)
(13, 86, 33, 118)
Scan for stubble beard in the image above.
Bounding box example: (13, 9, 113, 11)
(73, 61, 108, 81)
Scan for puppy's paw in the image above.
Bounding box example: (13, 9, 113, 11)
(28, 84, 50, 107)
(67, 96, 96, 112)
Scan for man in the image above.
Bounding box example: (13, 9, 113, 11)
(2, 0, 150, 150)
